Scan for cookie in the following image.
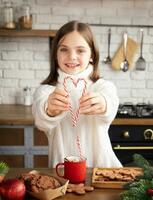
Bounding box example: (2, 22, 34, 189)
(19, 173, 61, 193)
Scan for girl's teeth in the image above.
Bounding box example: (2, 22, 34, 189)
(67, 64, 78, 67)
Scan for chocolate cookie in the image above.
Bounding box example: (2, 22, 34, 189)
(19, 173, 61, 193)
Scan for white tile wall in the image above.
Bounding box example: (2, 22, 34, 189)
(0, 0, 153, 104)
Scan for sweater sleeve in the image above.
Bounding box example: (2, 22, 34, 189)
(32, 85, 67, 133)
(92, 79, 119, 123)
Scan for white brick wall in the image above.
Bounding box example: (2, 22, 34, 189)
(0, 0, 153, 104)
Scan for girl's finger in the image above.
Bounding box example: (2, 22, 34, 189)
(80, 103, 100, 114)
(49, 98, 69, 108)
(81, 108, 103, 115)
(80, 92, 100, 105)
(54, 88, 68, 97)
(53, 93, 69, 104)
(79, 96, 99, 108)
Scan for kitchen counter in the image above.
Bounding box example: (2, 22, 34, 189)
(0, 104, 34, 125)
(0, 104, 153, 125)
(5, 168, 121, 200)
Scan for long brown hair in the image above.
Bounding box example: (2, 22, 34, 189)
(42, 21, 100, 85)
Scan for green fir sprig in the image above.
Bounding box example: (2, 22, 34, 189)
(133, 154, 153, 180)
(120, 154, 153, 200)
(121, 179, 153, 200)
(0, 161, 9, 175)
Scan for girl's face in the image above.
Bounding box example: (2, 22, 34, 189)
(57, 31, 92, 74)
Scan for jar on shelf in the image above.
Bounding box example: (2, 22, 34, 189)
(18, 1, 32, 29)
(3, 1, 16, 29)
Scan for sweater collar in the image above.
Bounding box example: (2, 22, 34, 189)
(57, 64, 93, 84)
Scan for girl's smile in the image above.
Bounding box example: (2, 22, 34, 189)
(57, 31, 92, 74)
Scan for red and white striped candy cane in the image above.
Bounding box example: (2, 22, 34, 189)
(63, 76, 87, 127)
(63, 76, 75, 126)
(73, 78, 86, 127)
(63, 76, 87, 159)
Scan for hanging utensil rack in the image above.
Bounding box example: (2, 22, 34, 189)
(89, 23, 153, 28)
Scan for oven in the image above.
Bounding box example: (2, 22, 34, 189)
(109, 125, 153, 166)
(109, 103, 153, 166)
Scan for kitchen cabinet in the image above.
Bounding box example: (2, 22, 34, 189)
(0, 105, 48, 168)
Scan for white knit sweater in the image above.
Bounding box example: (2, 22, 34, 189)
(32, 65, 122, 168)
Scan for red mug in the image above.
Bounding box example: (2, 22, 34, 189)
(55, 156, 86, 183)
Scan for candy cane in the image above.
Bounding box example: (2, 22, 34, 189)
(63, 76, 76, 126)
(74, 78, 86, 126)
(76, 135, 83, 160)
(63, 76, 87, 127)
(63, 76, 87, 159)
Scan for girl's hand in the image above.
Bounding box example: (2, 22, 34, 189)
(46, 88, 69, 117)
(79, 92, 107, 115)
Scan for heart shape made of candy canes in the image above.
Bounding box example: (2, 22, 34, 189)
(63, 77, 87, 127)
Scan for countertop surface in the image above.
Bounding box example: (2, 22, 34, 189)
(0, 104, 34, 125)
(0, 104, 153, 125)
(5, 168, 121, 200)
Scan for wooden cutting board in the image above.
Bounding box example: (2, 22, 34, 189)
(92, 167, 142, 189)
(111, 37, 139, 71)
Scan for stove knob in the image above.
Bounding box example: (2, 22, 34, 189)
(123, 131, 130, 138)
(144, 129, 153, 140)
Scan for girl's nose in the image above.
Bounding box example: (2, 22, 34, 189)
(69, 50, 77, 60)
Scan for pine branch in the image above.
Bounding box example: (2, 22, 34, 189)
(0, 161, 9, 175)
(133, 154, 153, 180)
(121, 179, 153, 200)
(133, 154, 150, 168)
(121, 154, 153, 200)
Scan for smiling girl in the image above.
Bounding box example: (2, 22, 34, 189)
(32, 21, 122, 168)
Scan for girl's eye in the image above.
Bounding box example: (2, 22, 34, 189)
(77, 49, 86, 53)
(59, 48, 68, 52)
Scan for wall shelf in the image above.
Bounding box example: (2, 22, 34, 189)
(0, 29, 57, 37)
(0, 29, 57, 62)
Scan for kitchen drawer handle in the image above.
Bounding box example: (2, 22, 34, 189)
(123, 131, 130, 138)
(114, 145, 153, 150)
(144, 129, 153, 140)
